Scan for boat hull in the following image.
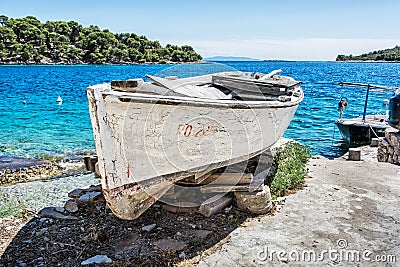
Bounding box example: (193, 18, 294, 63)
(87, 83, 303, 220)
(335, 118, 388, 145)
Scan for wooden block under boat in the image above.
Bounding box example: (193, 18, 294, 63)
(176, 172, 253, 186)
(199, 193, 233, 217)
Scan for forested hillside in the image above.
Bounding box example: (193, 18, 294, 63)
(336, 46, 400, 62)
(0, 15, 202, 64)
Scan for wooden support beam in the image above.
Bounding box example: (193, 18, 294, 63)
(176, 172, 253, 186)
(200, 184, 252, 194)
(199, 194, 232, 217)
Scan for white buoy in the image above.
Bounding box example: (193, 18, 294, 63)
(23, 100, 27, 105)
(57, 96, 63, 103)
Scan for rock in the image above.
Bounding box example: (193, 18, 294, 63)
(81, 255, 112, 265)
(234, 185, 273, 215)
(64, 199, 79, 213)
(86, 184, 102, 192)
(162, 202, 199, 214)
(38, 207, 78, 221)
(141, 224, 156, 232)
(55, 206, 65, 213)
(179, 252, 187, 259)
(153, 239, 187, 251)
(77, 191, 102, 202)
(68, 188, 83, 199)
(193, 230, 212, 239)
(370, 138, 379, 147)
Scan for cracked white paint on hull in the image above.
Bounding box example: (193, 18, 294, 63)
(87, 81, 303, 219)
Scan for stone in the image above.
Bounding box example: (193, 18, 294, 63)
(234, 185, 273, 215)
(55, 206, 65, 213)
(81, 255, 112, 265)
(153, 239, 187, 251)
(193, 230, 212, 239)
(141, 224, 156, 232)
(162, 203, 199, 214)
(77, 191, 102, 202)
(179, 252, 187, 259)
(370, 138, 379, 147)
(68, 189, 83, 199)
(38, 207, 78, 221)
(348, 148, 361, 161)
(64, 199, 79, 213)
(86, 184, 102, 192)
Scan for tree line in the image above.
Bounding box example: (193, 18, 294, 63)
(0, 15, 202, 64)
(336, 46, 400, 62)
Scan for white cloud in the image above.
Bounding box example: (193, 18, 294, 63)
(162, 38, 400, 61)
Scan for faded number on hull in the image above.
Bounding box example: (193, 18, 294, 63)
(177, 124, 218, 138)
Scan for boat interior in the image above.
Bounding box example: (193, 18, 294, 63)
(109, 70, 302, 102)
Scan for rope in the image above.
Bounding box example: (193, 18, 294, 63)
(369, 124, 380, 139)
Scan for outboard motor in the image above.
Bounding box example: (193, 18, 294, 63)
(388, 89, 400, 130)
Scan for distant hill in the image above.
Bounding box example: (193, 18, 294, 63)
(203, 56, 262, 62)
(336, 46, 400, 62)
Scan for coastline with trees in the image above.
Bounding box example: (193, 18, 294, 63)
(0, 15, 202, 65)
(336, 45, 400, 62)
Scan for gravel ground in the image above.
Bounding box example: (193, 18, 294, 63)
(0, 173, 100, 213)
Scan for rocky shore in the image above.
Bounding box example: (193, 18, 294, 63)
(0, 156, 87, 186)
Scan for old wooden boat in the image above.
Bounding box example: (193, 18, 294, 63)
(87, 70, 303, 220)
(335, 82, 398, 145)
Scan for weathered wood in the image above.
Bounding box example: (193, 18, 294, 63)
(212, 75, 301, 97)
(348, 148, 361, 161)
(83, 156, 98, 173)
(176, 170, 215, 185)
(146, 75, 230, 99)
(111, 79, 143, 92)
(200, 184, 251, 194)
(177, 173, 253, 186)
(199, 194, 232, 217)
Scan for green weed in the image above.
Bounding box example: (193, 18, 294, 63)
(267, 142, 311, 199)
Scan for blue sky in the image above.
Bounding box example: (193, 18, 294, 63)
(2, 0, 400, 60)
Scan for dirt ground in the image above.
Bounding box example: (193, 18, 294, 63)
(0, 189, 258, 267)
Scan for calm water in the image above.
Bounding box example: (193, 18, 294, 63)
(1, 62, 399, 159)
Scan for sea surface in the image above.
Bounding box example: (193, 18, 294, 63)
(1, 62, 399, 159)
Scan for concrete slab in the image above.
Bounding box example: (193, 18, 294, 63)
(197, 149, 400, 266)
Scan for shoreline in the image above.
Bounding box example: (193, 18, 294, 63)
(0, 60, 210, 66)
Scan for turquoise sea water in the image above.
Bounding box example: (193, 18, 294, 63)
(1, 62, 399, 159)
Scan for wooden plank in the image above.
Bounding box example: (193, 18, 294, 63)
(249, 168, 269, 192)
(199, 194, 232, 217)
(175, 170, 215, 185)
(111, 79, 143, 92)
(200, 184, 250, 194)
(146, 75, 230, 99)
(176, 173, 253, 186)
